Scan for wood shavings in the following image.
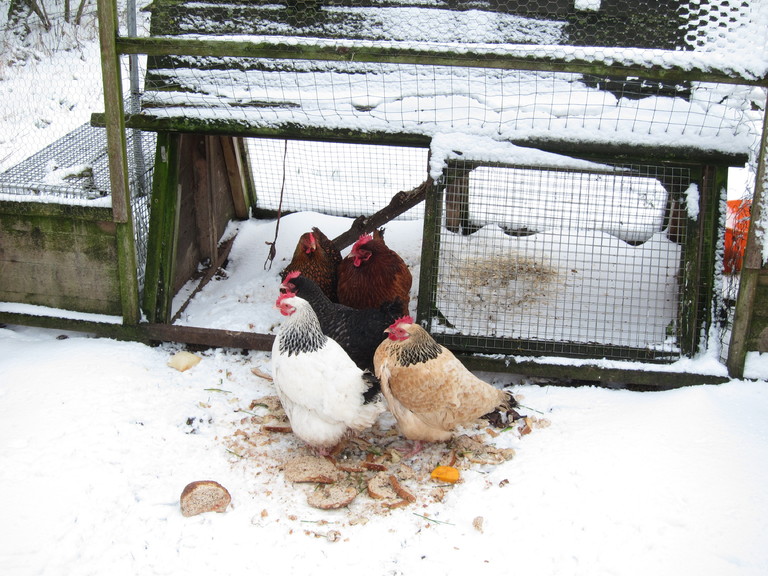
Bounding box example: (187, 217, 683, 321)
(221, 391, 547, 518)
(250, 366, 273, 381)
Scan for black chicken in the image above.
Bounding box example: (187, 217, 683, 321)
(281, 270, 403, 380)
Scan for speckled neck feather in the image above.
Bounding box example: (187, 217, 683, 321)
(394, 327, 442, 366)
(279, 303, 327, 356)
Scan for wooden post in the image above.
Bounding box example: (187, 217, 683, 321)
(444, 162, 472, 234)
(97, 0, 140, 324)
(143, 133, 181, 323)
(727, 110, 768, 377)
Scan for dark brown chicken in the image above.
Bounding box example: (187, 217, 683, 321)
(280, 227, 342, 301)
(336, 231, 412, 316)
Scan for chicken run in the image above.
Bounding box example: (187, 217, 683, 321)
(1, 2, 767, 386)
(0, 0, 766, 522)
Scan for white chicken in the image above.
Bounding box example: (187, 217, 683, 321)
(271, 292, 384, 455)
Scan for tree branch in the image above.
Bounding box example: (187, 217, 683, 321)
(332, 177, 433, 250)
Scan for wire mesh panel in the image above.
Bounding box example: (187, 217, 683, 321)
(136, 0, 765, 161)
(247, 138, 429, 219)
(0, 122, 157, 294)
(421, 160, 699, 362)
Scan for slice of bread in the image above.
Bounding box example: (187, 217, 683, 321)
(180, 480, 231, 517)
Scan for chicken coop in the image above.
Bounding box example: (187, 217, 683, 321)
(2, 0, 767, 387)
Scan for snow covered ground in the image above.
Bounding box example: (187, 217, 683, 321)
(2, 322, 768, 576)
(2, 4, 768, 575)
(4, 206, 768, 576)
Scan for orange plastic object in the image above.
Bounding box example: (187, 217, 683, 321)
(724, 199, 751, 275)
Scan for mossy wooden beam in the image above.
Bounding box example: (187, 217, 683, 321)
(457, 354, 731, 389)
(90, 113, 433, 147)
(0, 200, 113, 220)
(116, 36, 768, 86)
(90, 112, 749, 166)
(0, 202, 124, 315)
(677, 165, 724, 357)
(0, 312, 274, 350)
(0, 312, 149, 343)
(415, 177, 443, 326)
(97, 0, 141, 324)
(142, 132, 182, 323)
(0, 311, 732, 387)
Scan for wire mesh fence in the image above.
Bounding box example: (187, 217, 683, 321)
(423, 160, 698, 361)
(0, 120, 157, 294)
(136, 0, 766, 171)
(247, 138, 429, 219)
(2, 0, 766, 367)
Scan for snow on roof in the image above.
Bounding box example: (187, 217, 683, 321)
(141, 60, 761, 158)
(135, 2, 767, 157)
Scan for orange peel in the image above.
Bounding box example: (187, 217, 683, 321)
(430, 465, 460, 484)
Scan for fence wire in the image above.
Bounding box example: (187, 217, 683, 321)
(425, 161, 695, 361)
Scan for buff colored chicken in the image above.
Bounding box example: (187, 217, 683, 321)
(374, 316, 516, 454)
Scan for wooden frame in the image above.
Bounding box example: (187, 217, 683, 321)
(1, 0, 764, 387)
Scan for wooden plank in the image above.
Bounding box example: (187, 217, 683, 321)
(144, 323, 275, 350)
(92, 113, 750, 166)
(415, 173, 443, 325)
(235, 137, 257, 209)
(207, 135, 237, 243)
(117, 36, 768, 86)
(686, 165, 724, 356)
(0, 200, 113, 221)
(459, 354, 731, 389)
(0, 309, 736, 388)
(0, 260, 118, 294)
(96, 0, 130, 223)
(444, 163, 471, 234)
(220, 136, 250, 219)
(173, 134, 205, 296)
(97, 0, 142, 323)
(0, 209, 122, 315)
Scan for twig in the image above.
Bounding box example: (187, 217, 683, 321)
(413, 513, 454, 526)
(516, 403, 545, 415)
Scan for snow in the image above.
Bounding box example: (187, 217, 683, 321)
(4, 205, 768, 575)
(3, 5, 768, 575)
(3, 323, 768, 575)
